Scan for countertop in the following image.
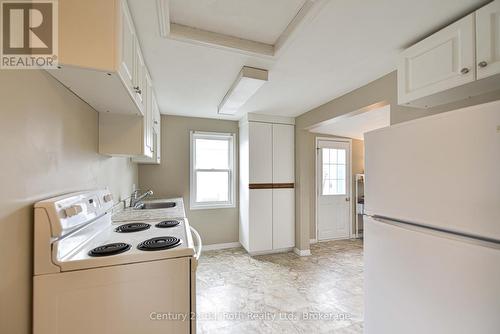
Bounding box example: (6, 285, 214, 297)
(112, 197, 186, 222)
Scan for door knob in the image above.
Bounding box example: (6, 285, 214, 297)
(478, 61, 488, 68)
(460, 68, 470, 75)
(345, 197, 350, 202)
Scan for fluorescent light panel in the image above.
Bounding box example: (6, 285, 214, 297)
(218, 66, 268, 115)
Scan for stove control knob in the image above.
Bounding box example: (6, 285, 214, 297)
(103, 194, 113, 203)
(65, 205, 83, 217)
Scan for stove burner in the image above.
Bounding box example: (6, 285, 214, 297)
(88, 243, 131, 257)
(115, 222, 151, 233)
(137, 236, 182, 251)
(155, 220, 181, 228)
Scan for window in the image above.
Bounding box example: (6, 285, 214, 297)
(190, 131, 235, 209)
(321, 148, 347, 195)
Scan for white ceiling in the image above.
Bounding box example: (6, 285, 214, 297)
(309, 105, 391, 140)
(169, 0, 307, 45)
(128, 0, 487, 120)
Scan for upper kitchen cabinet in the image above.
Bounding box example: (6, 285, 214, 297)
(398, 0, 500, 108)
(47, 0, 145, 116)
(398, 14, 475, 107)
(132, 93, 162, 164)
(476, 0, 500, 80)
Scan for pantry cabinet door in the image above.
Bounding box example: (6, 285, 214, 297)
(272, 188, 295, 250)
(476, 0, 500, 80)
(272, 124, 295, 184)
(249, 122, 273, 184)
(398, 13, 475, 106)
(249, 189, 273, 253)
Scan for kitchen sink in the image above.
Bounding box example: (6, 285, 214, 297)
(134, 202, 176, 210)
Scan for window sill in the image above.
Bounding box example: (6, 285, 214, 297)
(190, 203, 236, 211)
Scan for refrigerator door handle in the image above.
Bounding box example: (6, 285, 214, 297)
(368, 214, 500, 249)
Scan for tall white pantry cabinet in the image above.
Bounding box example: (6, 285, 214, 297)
(239, 114, 295, 255)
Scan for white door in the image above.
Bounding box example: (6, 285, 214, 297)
(365, 217, 500, 334)
(317, 140, 351, 241)
(249, 122, 273, 184)
(397, 13, 475, 105)
(476, 0, 500, 80)
(133, 42, 145, 111)
(272, 124, 295, 183)
(272, 188, 295, 249)
(118, 2, 135, 94)
(249, 189, 273, 252)
(143, 72, 153, 156)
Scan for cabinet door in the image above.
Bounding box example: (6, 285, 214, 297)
(272, 188, 295, 250)
(152, 95, 161, 164)
(143, 72, 153, 157)
(118, 1, 135, 93)
(152, 94, 161, 133)
(249, 189, 273, 253)
(476, 0, 500, 80)
(133, 42, 145, 112)
(398, 13, 475, 105)
(249, 122, 273, 184)
(272, 124, 294, 183)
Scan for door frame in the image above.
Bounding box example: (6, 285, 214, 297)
(314, 137, 353, 242)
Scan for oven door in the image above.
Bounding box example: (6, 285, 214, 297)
(34, 257, 191, 334)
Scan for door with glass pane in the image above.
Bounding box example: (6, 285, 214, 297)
(317, 140, 351, 240)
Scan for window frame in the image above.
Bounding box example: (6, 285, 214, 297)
(190, 131, 236, 210)
(321, 148, 347, 196)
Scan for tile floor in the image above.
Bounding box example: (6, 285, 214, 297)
(196, 239, 363, 333)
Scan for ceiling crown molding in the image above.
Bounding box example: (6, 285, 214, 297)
(156, 0, 328, 59)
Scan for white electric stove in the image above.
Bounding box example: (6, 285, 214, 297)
(33, 190, 201, 334)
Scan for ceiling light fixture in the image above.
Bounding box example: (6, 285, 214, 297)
(218, 66, 268, 115)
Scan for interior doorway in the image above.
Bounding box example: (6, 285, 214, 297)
(316, 138, 352, 241)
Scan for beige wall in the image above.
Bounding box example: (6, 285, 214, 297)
(0, 70, 138, 334)
(138, 115, 239, 245)
(295, 70, 500, 250)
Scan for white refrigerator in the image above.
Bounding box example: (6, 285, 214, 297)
(363, 100, 500, 334)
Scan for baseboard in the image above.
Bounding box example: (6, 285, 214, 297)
(293, 248, 311, 256)
(202, 242, 241, 252)
(248, 247, 294, 256)
(309, 238, 317, 244)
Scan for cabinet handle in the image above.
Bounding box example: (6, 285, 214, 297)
(460, 68, 469, 75)
(478, 61, 488, 68)
(154, 121, 158, 124)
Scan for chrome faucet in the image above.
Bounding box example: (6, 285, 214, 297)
(130, 189, 153, 208)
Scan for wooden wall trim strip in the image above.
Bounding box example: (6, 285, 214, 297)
(249, 183, 295, 189)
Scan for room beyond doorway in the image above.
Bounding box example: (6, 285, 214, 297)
(308, 103, 390, 243)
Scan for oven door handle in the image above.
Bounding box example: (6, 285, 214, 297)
(190, 226, 202, 260)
